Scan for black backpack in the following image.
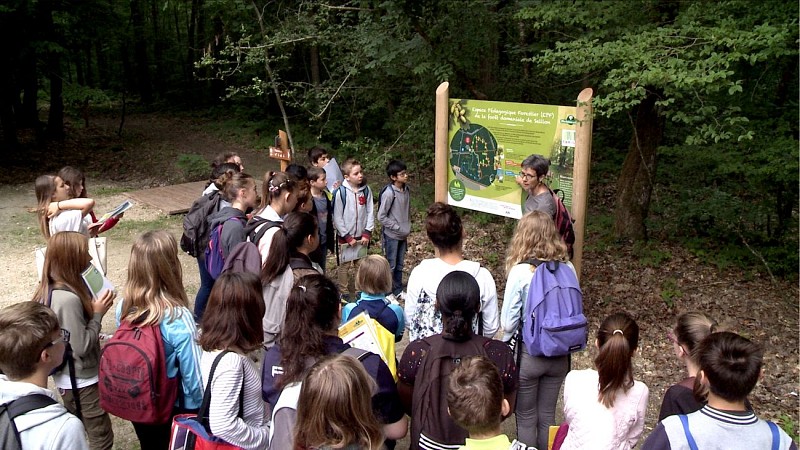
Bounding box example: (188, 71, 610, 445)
(410, 334, 491, 449)
(244, 216, 282, 248)
(0, 394, 58, 450)
(180, 191, 222, 257)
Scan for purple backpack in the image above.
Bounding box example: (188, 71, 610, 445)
(204, 217, 243, 279)
(522, 260, 587, 357)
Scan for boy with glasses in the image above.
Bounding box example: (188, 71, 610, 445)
(0, 302, 88, 449)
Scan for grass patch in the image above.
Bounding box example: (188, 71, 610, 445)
(106, 215, 183, 236)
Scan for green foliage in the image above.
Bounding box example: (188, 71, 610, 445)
(176, 154, 209, 182)
(777, 414, 799, 442)
(634, 242, 671, 267)
(660, 278, 682, 308)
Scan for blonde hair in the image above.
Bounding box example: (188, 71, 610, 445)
(293, 354, 384, 450)
(121, 231, 189, 326)
(32, 231, 93, 317)
(505, 211, 568, 275)
(355, 255, 392, 295)
(341, 158, 362, 177)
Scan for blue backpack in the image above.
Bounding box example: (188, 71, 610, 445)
(522, 260, 587, 357)
(205, 217, 243, 279)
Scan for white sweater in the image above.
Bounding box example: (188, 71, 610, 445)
(200, 351, 270, 450)
(561, 369, 649, 450)
(405, 258, 499, 342)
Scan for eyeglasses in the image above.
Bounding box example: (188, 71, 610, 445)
(518, 171, 538, 181)
(43, 329, 70, 351)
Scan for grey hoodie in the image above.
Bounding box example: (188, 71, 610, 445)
(332, 182, 374, 243)
(0, 376, 89, 450)
(377, 183, 411, 240)
(207, 207, 248, 258)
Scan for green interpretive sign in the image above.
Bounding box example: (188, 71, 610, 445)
(447, 99, 577, 219)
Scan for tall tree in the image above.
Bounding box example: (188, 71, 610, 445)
(519, 0, 799, 240)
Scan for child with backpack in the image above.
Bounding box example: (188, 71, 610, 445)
(260, 211, 322, 348)
(307, 166, 334, 272)
(405, 202, 499, 342)
(250, 171, 300, 264)
(658, 312, 719, 421)
(559, 312, 649, 450)
(111, 231, 203, 449)
(377, 159, 411, 300)
(643, 332, 797, 450)
(293, 353, 386, 450)
(500, 210, 578, 450)
(197, 272, 269, 448)
(447, 356, 533, 450)
(332, 157, 374, 301)
(341, 254, 405, 342)
(0, 302, 89, 450)
(398, 271, 517, 450)
(32, 231, 115, 450)
(203, 171, 258, 283)
(262, 274, 407, 449)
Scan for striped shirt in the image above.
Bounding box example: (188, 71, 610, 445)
(200, 350, 269, 449)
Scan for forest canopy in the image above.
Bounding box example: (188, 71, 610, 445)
(1, 0, 797, 276)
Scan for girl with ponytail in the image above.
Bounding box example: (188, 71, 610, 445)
(252, 171, 299, 264)
(559, 312, 649, 450)
(261, 274, 407, 448)
(658, 312, 726, 420)
(259, 211, 321, 349)
(398, 271, 517, 450)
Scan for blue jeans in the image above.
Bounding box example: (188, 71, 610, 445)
(194, 256, 215, 323)
(382, 233, 407, 296)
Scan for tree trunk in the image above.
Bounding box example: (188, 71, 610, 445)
(151, 0, 164, 96)
(187, 0, 201, 98)
(310, 44, 320, 87)
(130, 0, 152, 102)
(614, 92, 663, 240)
(0, 68, 18, 149)
(95, 40, 108, 89)
(19, 50, 39, 128)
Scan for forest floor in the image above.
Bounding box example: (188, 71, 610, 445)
(1, 112, 797, 448)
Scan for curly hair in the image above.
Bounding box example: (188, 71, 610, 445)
(505, 210, 568, 275)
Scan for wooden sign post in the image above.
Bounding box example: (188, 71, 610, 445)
(269, 130, 292, 171)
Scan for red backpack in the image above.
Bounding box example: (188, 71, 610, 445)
(549, 187, 576, 259)
(99, 321, 178, 424)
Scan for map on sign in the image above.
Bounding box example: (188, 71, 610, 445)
(446, 98, 577, 219)
(449, 124, 499, 189)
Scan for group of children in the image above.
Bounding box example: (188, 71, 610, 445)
(3, 154, 794, 450)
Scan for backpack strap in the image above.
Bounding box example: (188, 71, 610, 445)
(767, 421, 780, 450)
(5, 394, 57, 419)
(4, 394, 58, 448)
(66, 348, 82, 420)
(249, 219, 281, 246)
(42, 289, 82, 420)
(679, 414, 699, 450)
(197, 350, 233, 430)
(341, 346, 370, 361)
